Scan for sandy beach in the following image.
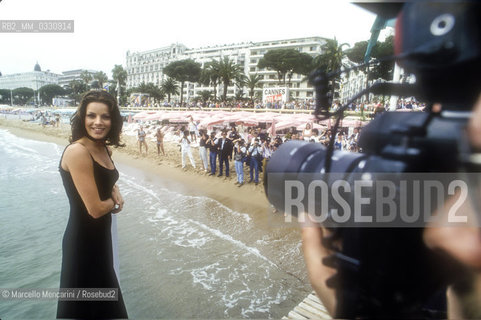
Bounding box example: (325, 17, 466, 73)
(0, 117, 288, 228)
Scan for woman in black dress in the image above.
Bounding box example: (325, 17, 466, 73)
(57, 90, 128, 319)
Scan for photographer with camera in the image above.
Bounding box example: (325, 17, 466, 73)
(233, 138, 247, 186)
(247, 138, 263, 185)
(265, 1, 481, 318)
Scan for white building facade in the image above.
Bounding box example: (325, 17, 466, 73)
(58, 69, 98, 88)
(125, 43, 187, 89)
(125, 37, 329, 103)
(0, 66, 60, 91)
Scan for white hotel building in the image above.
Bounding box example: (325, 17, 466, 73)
(0, 63, 59, 91)
(125, 37, 329, 102)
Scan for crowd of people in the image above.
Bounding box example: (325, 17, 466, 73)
(130, 99, 318, 110)
(127, 98, 420, 113)
(135, 120, 362, 187)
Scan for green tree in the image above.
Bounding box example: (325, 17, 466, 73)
(94, 71, 108, 89)
(313, 38, 350, 73)
(90, 80, 100, 89)
(215, 57, 243, 101)
(39, 84, 65, 105)
(0, 89, 12, 104)
(128, 83, 163, 106)
(106, 81, 126, 106)
(12, 87, 34, 105)
(136, 82, 151, 94)
(245, 74, 263, 101)
(80, 70, 92, 86)
(68, 80, 88, 104)
(313, 38, 350, 101)
(112, 64, 128, 105)
(257, 49, 314, 86)
(345, 41, 369, 64)
(199, 61, 220, 101)
(145, 83, 165, 104)
(370, 35, 394, 81)
(345, 36, 394, 82)
(112, 65, 127, 86)
(164, 59, 201, 105)
(160, 77, 179, 103)
(197, 90, 212, 105)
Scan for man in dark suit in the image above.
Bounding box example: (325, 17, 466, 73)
(216, 130, 233, 177)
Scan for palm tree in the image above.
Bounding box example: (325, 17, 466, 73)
(112, 65, 127, 86)
(216, 57, 243, 101)
(161, 77, 179, 103)
(80, 70, 92, 86)
(197, 90, 212, 105)
(94, 71, 108, 89)
(314, 37, 350, 73)
(200, 61, 220, 101)
(245, 74, 263, 101)
(313, 38, 350, 101)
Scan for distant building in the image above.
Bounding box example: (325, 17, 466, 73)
(52, 97, 75, 107)
(58, 69, 98, 88)
(126, 43, 187, 89)
(340, 60, 370, 105)
(126, 37, 329, 102)
(0, 62, 60, 91)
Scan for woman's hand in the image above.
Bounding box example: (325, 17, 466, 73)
(111, 184, 124, 214)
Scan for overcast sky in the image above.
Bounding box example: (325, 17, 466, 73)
(0, 0, 377, 77)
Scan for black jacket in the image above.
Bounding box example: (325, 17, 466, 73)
(216, 138, 233, 159)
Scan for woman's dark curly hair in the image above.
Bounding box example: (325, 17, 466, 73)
(70, 90, 125, 147)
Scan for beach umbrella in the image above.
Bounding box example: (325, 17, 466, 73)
(235, 119, 258, 126)
(340, 119, 368, 127)
(248, 112, 281, 123)
(274, 120, 305, 132)
(144, 112, 162, 121)
(296, 122, 326, 131)
(133, 111, 153, 120)
(269, 120, 277, 136)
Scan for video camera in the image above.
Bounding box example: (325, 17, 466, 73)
(265, 1, 481, 318)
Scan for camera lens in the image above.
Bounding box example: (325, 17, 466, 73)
(265, 140, 365, 216)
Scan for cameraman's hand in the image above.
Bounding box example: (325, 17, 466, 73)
(424, 93, 481, 318)
(300, 213, 337, 316)
(468, 93, 481, 150)
(424, 93, 481, 266)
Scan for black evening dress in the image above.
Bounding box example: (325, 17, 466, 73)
(57, 146, 128, 319)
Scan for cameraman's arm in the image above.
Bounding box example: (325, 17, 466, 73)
(424, 93, 481, 319)
(301, 216, 337, 316)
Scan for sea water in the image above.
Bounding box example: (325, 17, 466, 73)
(0, 128, 310, 319)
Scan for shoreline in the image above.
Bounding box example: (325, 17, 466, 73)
(0, 118, 279, 222)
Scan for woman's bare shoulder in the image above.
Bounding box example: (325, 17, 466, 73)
(63, 143, 91, 166)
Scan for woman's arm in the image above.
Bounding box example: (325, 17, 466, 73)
(62, 144, 115, 218)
